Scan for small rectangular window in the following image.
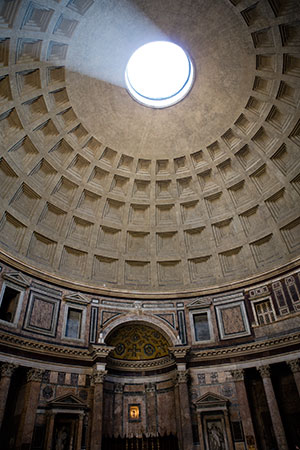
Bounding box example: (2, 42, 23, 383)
(193, 313, 210, 341)
(255, 299, 275, 325)
(65, 308, 82, 339)
(0, 286, 20, 323)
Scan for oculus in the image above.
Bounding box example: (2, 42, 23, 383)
(125, 41, 194, 108)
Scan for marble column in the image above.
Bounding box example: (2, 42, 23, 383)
(177, 370, 193, 450)
(90, 369, 107, 450)
(15, 368, 44, 450)
(287, 359, 300, 398)
(231, 369, 257, 449)
(45, 412, 55, 450)
(0, 362, 18, 430)
(113, 383, 124, 437)
(145, 382, 156, 436)
(258, 365, 288, 450)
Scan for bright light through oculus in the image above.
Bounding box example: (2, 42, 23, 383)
(125, 41, 194, 108)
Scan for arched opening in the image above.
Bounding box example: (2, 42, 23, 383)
(102, 322, 180, 450)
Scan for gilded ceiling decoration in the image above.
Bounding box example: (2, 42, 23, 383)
(0, 0, 299, 295)
(107, 324, 169, 360)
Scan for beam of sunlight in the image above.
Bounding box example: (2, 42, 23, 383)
(65, 0, 168, 87)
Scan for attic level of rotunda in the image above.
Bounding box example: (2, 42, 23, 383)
(0, 0, 299, 450)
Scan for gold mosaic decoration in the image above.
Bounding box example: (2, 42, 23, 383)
(107, 325, 169, 360)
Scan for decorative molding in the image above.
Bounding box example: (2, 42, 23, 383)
(194, 391, 229, 410)
(89, 344, 114, 361)
(2, 271, 30, 288)
(27, 368, 44, 382)
(193, 332, 300, 361)
(187, 297, 212, 309)
(0, 330, 89, 358)
(46, 394, 87, 410)
(170, 346, 191, 360)
(257, 365, 271, 378)
(107, 354, 175, 371)
(0, 362, 18, 377)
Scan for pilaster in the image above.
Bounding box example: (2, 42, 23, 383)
(0, 362, 18, 430)
(90, 369, 107, 450)
(231, 369, 257, 450)
(16, 368, 44, 450)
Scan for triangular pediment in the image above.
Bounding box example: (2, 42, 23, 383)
(63, 292, 90, 305)
(3, 271, 30, 287)
(195, 391, 229, 408)
(187, 297, 212, 309)
(48, 394, 85, 408)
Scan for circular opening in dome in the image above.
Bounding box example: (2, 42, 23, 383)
(125, 41, 194, 108)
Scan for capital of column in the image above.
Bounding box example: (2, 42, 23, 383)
(177, 369, 190, 384)
(92, 369, 107, 385)
(230, 369, 245, 381)
(145, 382, 156, 393)
(258, 365, 271, 378)
(27, 368, 44, 383)
(287, 359, 300, 373)
(114, 383, 124, 393)
(0, 362, 18, 378)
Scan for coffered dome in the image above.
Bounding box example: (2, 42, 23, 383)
(0, 0, 299, 296)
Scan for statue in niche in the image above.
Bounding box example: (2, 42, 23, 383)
(208, 422, 225, 450)
(55, 425, 69, 450)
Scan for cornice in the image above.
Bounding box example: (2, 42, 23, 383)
(190, 332, 300, 362)
(0, 331, 90, 360)
(106, 354, 175, 371)
(0, 330, 299, 367)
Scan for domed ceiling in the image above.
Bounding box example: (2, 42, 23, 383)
(0, 0, 299, 296)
